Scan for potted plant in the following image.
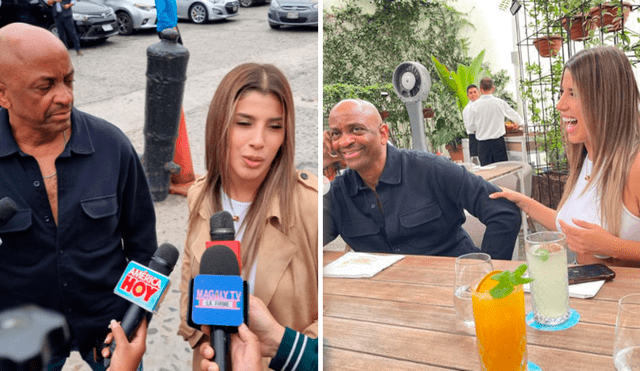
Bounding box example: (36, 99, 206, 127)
(526, 1, 566, 57)
(430, 51, 487, 158)
(589, 1, 632, 32)
(533, 35, 565, 56)
(425, 83, 467, 158)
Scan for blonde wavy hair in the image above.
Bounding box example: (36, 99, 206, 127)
(557, 46, 640, 236)
(188, 63, 296, 275)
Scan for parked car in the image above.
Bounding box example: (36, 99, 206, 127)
(176, 0, 238, 24)
(0, 0, 119, 43)
(267, 0, 316, 29)
(90, 0, 156, 35)
(238, 0, 267, 7)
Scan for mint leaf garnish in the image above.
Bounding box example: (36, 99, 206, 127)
(489, 264, 534, 299)
(533, 248, 550, 262)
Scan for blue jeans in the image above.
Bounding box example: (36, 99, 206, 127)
(47, 351, 143, 371)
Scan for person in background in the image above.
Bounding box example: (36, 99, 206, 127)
(154, 0, 182, 43)
(491, 46, 640, 267)
(47, 0, 82, 56)
(323, 99, 522, 260)
(178, 63, 318, 370)
(462, 84, 480, 163)
(468, 77, 523, 165)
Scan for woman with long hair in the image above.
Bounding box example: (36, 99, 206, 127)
(491, 46, 640, 266)
(178, 63, 318, 369)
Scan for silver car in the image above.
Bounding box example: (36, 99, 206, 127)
(267, 0, 317, 29)
(177, 0, 239, 24)
(91, 0, 156, 35)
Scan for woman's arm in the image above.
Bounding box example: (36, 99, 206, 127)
(559, 219, 640, 263)
(489, 186, 558, 231)
(559, 152, 640, 264)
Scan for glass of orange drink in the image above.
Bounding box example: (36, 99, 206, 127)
(472, 270, 528, 371)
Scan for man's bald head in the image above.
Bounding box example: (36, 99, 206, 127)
(327, 99, 389, 186)
(329, 99, 383, 127)
(0, 23, 75, 137)
(0, 23, 70, 85)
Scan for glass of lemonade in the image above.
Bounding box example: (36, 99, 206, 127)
(472, 270, 528, 370)
(525, 231, 571, 326)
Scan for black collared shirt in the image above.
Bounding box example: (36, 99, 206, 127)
(0, 108, 157, 355)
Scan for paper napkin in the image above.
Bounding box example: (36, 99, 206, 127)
(323, 252, 404, 278)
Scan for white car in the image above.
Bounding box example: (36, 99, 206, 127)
(177, 0, 239, 24)
(91, 0, 157, 35)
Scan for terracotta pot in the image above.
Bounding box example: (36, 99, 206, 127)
(589, 2, 632, 32)
(561, 14, 595, 41)
(533, 35, 563, 57)
(446, 143, 464, 162)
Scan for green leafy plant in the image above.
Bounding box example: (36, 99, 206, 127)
(490, 264, 534, 299)
(431, 50, 487, 112)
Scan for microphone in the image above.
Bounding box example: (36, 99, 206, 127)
(104, 243, 180, 367)
(189, 245, 248, 371)
(0, 197, 18, 227)
(208, 210, 241, 271)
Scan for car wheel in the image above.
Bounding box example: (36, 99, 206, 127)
(189, 3, 208, 24)
(117, 12, 134, 35)
(48, 23, 59, 38)
(269, 22, 280, 29)
(239, 0, 253, 7)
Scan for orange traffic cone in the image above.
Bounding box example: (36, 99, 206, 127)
(169, 109, 198, 196)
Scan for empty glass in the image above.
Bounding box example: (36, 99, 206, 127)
(613, 293, 640, 370)
(453, 252, 493, 327)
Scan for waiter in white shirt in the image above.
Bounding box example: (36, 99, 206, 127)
(469, 77, 524, 166)
(462, 84, 480, 160)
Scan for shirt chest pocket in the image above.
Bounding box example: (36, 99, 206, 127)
(398, 203, 448, 244)
(81, 194, 118, 219)
(79, 195, 119, 247)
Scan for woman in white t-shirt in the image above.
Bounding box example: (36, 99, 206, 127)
(491, 46, 640, 267)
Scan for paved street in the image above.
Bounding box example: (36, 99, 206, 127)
(61, 4, 318, 370)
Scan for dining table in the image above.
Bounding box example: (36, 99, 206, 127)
(323, 251, 640, 370)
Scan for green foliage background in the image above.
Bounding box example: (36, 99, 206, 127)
(323, 0, 514, 150)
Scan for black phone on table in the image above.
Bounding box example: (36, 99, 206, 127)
(568, 264, 616, 285)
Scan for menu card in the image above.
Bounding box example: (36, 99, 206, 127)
(323, 252, 404, 278)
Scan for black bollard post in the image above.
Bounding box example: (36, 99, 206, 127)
(142, 28, 189, 202)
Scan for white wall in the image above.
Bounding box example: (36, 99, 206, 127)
(450, 1, 520, 98)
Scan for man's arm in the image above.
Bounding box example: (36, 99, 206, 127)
(501, 99, 524, 126)
(322, 191, 338, 246)
(119, 144, 158, 263)
(463, 105, 476, 133)
(437, 160, 521, 260)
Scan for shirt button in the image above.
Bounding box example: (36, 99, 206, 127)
(300, 172, 308, 180)
(67, 308, 72, 313)
(63, 282, 68, 287)
(34, 181, 41, 187)
(44, 216, 50, 222)
(371, 204, 376, 209)
(395, 248, 400, 253)
(59, 250, 64, 255)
